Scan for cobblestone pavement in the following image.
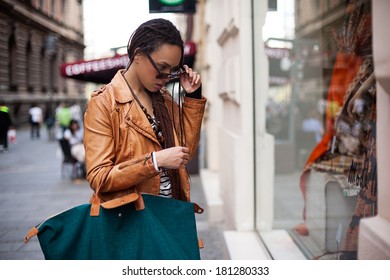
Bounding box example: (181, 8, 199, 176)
(0, 128, 229, 260)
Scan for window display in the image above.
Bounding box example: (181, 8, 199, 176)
(263, 0, 376, 259)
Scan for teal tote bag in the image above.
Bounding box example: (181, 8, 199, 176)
(24, 193, 203, 260)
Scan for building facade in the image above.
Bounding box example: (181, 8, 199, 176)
(196, 0, 389, 259)
(0, 0, 85, 126)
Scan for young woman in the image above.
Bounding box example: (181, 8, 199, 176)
(63, 119, 85, 164)
(84, 18, 206, 204)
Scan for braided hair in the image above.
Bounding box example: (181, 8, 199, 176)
(127, 18, 184, 64)
(127, 19, 185, 200)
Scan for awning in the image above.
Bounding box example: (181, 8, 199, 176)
(60, 54, 129, 84)
(60, 44, 197, 84)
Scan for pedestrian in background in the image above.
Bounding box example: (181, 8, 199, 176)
(0, 101, 13, 152)
(63, 119, 85, 165)
(55, 102, 71, 139)
(28, 103, 43, 140)
(44, 103, 56, 141)
(70, 102, 83, 125)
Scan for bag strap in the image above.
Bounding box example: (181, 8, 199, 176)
(24, 227, 39, 243)
(90, 170, 146, 216)
(90, 192, 143, 216)
(194, 203, 204, 214)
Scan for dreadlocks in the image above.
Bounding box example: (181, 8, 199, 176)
(127, 18, 184, 65)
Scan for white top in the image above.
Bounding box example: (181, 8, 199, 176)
(63, 128, 84, 146)
(70, 104, 82, 122)
(29, 107, 43, 123)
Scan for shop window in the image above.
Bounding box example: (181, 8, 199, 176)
(259, 0, 376, 260)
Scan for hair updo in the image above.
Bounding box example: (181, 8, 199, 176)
(127, 18, 184, 65)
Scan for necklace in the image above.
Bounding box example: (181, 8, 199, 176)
(122, 74, 164, 144)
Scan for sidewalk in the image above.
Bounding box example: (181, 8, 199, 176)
(0, 128, 229, 260)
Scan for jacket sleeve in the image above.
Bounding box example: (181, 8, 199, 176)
(181, 95, 207, 160)
(84, 93, 159, 196)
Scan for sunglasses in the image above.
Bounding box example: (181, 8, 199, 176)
(144, 52, 184, 80)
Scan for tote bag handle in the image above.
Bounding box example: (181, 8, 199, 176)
(90, 186, 145, 216)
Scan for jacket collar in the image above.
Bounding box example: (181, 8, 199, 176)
(110, 69, 135, 104)
(110, 70, 161, 145)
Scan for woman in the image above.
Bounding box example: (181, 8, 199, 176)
(28, 103, 43, 139)
(63, 119, 85, 164)
(84, 18, 206, 204)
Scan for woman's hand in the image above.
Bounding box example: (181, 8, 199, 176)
(180, 65, 201, 93)
(155, 146, 190, 169)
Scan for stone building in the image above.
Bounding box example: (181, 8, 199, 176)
(0, 0, 85, 126)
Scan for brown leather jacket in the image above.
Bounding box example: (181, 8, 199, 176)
(84, 70, 206, 203)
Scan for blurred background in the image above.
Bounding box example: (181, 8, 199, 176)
(0, 0, 389, 260)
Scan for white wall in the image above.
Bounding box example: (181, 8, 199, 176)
(202, 0, 223, 172)
(201, 0, 256, 231)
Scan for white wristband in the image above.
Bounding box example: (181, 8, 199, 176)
(151, 152, 161, 172)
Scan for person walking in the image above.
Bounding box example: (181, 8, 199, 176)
(44, 103, 56, 141)
(55, 102, 71, 139)
(83, 18, 206, 258)
(70, 102, 83, 125)
(0, 101, 13, 152)
(28, 103, 43, 140)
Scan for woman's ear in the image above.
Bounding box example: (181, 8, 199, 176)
(133, 48, 143, 64)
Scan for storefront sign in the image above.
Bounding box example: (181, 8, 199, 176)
(60, 54, 129, 84)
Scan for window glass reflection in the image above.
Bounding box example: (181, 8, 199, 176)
(263, 0, 376, 260)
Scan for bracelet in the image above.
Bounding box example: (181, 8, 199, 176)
(151, 152, 162, 173)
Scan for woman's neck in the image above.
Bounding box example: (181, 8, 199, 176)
(122, 67, 154, 116)
(122, 67, 144, 94)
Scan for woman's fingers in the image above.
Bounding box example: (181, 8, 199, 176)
(155, 146, 190, 169)
(183, 65, 201, 86)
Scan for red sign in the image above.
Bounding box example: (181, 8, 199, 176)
(60, 54, 129, 84)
